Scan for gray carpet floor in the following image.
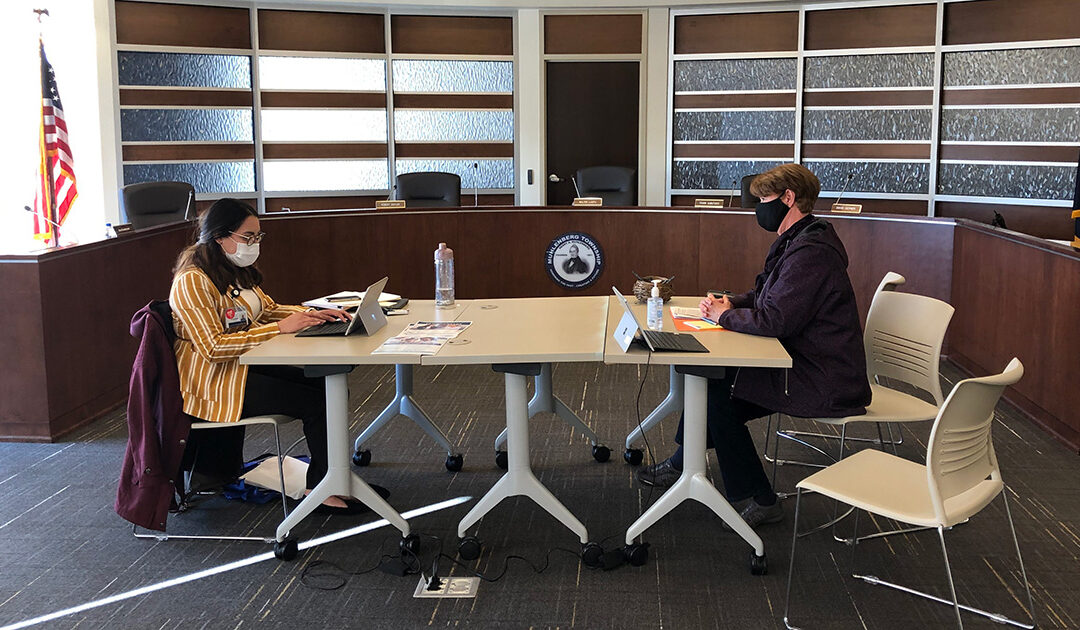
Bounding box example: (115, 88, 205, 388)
(0, 362, 1076, 629)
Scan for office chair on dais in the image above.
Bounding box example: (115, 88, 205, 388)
(739, 174, 760, 209)
(395, 172, 461, 207)
(784, 358, 1034, 630)
(121, 181, 195, 229)
(576, 166, 636, 206)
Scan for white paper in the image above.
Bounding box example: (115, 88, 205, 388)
(670, 306, 703, 320)
(302, 290, 402, 310)
(240, 455, 308, 499)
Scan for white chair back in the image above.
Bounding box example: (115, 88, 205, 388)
(864, 290, 954, 405)
(926, 358, 1022, 524)
(873, 271, 906, 296)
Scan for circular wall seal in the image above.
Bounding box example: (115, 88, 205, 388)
(545, 232, 603, 289)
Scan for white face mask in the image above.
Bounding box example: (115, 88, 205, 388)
(225, 241, 260, 267)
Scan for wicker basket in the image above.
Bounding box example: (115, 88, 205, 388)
(633, 276, 674, 304)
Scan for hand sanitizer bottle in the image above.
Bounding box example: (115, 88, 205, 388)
(647, 279, 663, 331)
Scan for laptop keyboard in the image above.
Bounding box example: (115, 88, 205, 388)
(642, 330, 708, 352)
(296, 319, 350, 337)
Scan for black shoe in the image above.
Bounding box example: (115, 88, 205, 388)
(636, 459, 682, 489)
(723, 498, 784, 530)
(313, 484, 390, 516)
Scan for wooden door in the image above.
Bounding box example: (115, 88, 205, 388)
(544, 61, 639, 206)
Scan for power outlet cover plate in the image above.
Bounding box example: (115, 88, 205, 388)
(413, 576, 480, 598)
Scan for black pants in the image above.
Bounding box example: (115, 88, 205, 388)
(675, 372, 774, 503)
(240, 365, 330, 489)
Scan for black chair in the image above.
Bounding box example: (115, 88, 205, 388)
(395, 172, 461, 208)
(121, 181, 195, 229)
(740, 174, 760, 209)
(576, 166, 636, 206)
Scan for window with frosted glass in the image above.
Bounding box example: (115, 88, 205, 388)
(394, 110, 513, 142)
(396, 159, 513, 189)
(124, 162, 255, 194)
(121, 109, 253, 143)
(392, 60, 513, 93)
(263, 160, 389, 192)
(261, 109, 387, 142)
(118, 52, 252, 88)
(259, 57, 386, 91)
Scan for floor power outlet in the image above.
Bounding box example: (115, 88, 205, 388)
(413, 576, 480, 599)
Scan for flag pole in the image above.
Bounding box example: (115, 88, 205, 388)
(35, 8, 59, 245)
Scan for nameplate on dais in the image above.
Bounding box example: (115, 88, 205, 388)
(572, 197, 603, 207)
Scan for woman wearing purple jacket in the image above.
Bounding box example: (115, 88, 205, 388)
(637, 164, 872, 529)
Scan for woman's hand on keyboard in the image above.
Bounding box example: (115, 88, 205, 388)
(278, 309, 350, 333)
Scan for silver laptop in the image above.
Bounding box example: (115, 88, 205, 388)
(297, 276, 389, 337)
(612, 287, 708, 353)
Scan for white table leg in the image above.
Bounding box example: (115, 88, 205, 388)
(624, 373, 763, 556)
(494, 362, 599, 450)
(354, 364, 454, 455)
(277, 372, 409, 543)
(625, 366, 684, 449)
(461, 372, 589, 544)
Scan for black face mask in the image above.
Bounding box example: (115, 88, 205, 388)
(754, 197, 790, 232)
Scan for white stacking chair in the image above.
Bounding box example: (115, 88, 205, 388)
(766, 272, 911, 464)
(133, 414, 304, 543)
(767, 278, 954, 513)
(784, 358, 1034, 630)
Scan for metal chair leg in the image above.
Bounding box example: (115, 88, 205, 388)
(783, 488, 804, 630)
(1002, 488, 1037, 627)
(271, 422, 290, 522)
(937, 526, 965, 629)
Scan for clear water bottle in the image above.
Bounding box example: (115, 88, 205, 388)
(435, 242, 455, 307)
(104, 222, 117, 239)
(647, 279, 664, 331)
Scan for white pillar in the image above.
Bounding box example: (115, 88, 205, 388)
(515, 9, 544, 206)
(642, 7, 671, 207)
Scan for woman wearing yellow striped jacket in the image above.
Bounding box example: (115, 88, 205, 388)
(170, 198, 367, 514)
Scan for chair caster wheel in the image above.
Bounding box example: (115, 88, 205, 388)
(592, 444, 611, 463)
(623, 448, 643, 466)
(399, 534, 421, 556)
(494, 450, 508, 470)
(750, 551, 768, 575)
(581, 542, 604, 568)
(274, 538, 298, 561)
(623, 542, 649, 567)
(458, 536, 482, 561)
(352, 449, 372, 467)
(445, 453, 464, 472)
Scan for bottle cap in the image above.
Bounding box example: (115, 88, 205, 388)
(435, 242, 453, 260)
(651, 279, 661, 298)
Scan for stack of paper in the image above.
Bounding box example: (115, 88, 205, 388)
(372, 321, 472, 354)
(670, 306, 724, 331)
(303, 290, 401, 310)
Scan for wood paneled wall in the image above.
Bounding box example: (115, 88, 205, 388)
(544, 15, 643, 55)
(950, 222, 1080, 451)
(0, 224, 192, 441)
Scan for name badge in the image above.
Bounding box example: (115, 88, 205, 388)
(223, 306, 250, 329)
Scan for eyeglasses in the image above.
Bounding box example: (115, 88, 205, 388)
(230, 231, 266, 246)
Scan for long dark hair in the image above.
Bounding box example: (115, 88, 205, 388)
(173, 198, 264, 294)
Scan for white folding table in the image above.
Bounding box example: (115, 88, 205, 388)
(603, 296, 791, 573)
(419, 296, 609, 562)
(240, 300, 471, 558)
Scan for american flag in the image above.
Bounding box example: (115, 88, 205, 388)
(33, 39, 78, 243)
